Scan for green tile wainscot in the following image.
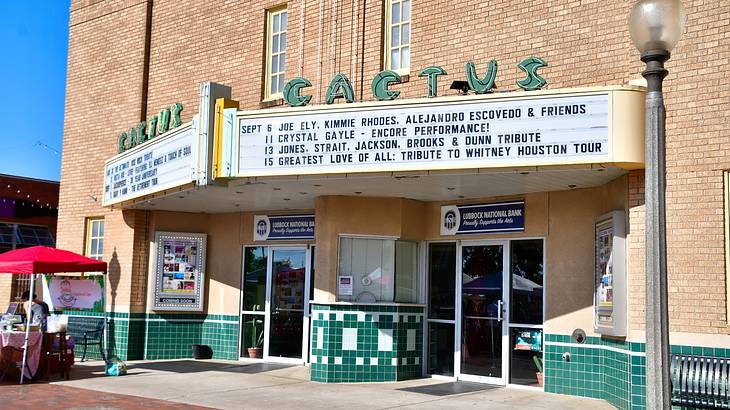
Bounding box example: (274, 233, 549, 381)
(545, 333, 730, 410)
(61, 311, 239, 361)
(310, 303, 424, 383)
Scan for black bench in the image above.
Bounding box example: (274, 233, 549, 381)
(671, 354, 730, 409)
(67, 317, 106, 362)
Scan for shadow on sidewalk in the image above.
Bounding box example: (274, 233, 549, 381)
(398, 381, 500, 396)
(0, 359, 295, 385)
(128, 360, 293, 374)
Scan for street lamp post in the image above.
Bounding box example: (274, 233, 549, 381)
(628, 1, 686, 408)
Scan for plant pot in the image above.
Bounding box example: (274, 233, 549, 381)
(247, 347, 262, 358)
(192, 344, 213, 360)
(536, 372, 544, 387)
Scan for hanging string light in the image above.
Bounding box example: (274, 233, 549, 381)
(0, 181, 59, 211)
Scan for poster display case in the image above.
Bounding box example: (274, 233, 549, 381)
(152, 231, 207, 311)
(594, 211, 626, 336)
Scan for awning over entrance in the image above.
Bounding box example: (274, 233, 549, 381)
(126, 165, 625, 212)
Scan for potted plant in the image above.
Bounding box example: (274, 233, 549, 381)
(246, 309, 264, 358)
(533, 355, 544, 387)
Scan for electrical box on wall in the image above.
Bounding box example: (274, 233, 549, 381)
(593, 210, 627, 337)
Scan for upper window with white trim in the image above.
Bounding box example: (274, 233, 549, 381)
(265, 6, 288, 100)
(385, 0, 411, 74)
(85, 218, 104, 261)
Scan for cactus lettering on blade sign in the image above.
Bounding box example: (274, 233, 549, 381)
(117, 103, 184, 153)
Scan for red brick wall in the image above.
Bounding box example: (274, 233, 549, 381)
(0, 174, 59, 236)
(59, 0, 152, 311)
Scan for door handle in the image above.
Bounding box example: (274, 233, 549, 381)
(497, 300, 504, 322)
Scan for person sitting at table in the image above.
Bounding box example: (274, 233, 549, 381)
(20, 291, 50, 332)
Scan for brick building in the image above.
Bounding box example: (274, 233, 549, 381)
(0, 174, 58, 304)
(58, 0, 729, 408)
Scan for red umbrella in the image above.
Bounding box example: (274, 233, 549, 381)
(0, 246, 107, 274)
(0, 246, 107, 383)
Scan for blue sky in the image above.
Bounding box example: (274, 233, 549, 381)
(0, 1, 70, 182)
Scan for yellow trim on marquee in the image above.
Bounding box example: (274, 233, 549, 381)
(213, 98, 240, 180)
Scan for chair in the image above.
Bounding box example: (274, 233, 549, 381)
(671, 354, 730, 409)
(43, 332, 70, 380)
(67, 318, 105, 362)
(0, 345, 32, 382)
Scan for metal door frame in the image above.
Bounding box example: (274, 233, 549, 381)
(239, 245, 311, 364)
(239, 245, 268, 360)
(263, 245, 311, 364)
(455, 239, 510, 385)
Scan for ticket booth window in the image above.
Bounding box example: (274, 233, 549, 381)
(337, 237, 419, 303)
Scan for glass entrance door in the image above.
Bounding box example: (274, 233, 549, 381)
(240, 245, 311, 363)
(265, 247, 309, 362)
(457, 242, 508, 384)
(426, 239, 544, 386)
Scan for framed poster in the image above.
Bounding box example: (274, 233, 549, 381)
(593, 211, 626, 337)
(153, 231, 207, 311)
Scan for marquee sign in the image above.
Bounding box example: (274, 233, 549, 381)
(440, 201, 525, 235)
(253, 214, 315, 241)
(103, 123, 197, 206)
(236, 92, 609, 177)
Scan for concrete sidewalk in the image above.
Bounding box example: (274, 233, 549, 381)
(52, 360, 615, 410)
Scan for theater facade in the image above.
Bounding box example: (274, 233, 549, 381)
(58, 1, 729, 409)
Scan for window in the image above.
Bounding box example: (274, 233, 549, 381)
(725, 171, 730, 325)
(1, 222, 55, 300)
(0, 223, 18, 249)
(337, 236, 419, 303)
(384, 0, 410, 74)
(426, 242, 456, 376)
(0, 223, 53, 248)
(241, 246, 267, 357)
(85, 218, 104, 260)
(17, 226, 55, 246)
(510, 239, 544, 325)
(508, 239, 544, 387)
(242, 246, 268, 312)
(265, 6, 288, 100)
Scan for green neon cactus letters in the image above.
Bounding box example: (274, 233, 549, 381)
(281, 57, 546, 108)
(116, 102, 184, 153)
(466, 60, 498, 94)
(372, 70, 402, 101)
(418, 66, 447, 98)
(325, 74, 355, 104)
(283, 77, 313, 107)
(517, 57, 548, 91)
